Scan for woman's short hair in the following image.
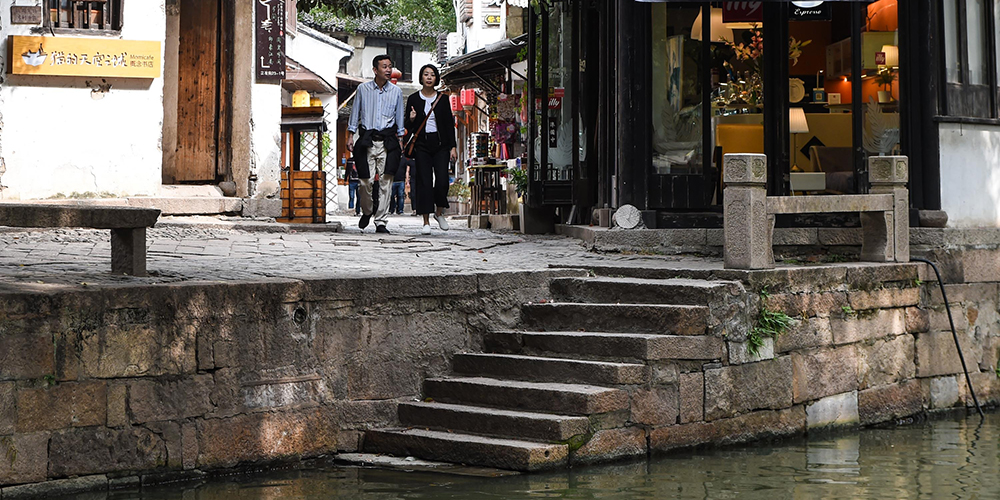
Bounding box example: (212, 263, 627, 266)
(418, 64, 440, 86)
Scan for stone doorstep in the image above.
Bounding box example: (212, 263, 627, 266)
(397, 401, 591, 442)
(521, 303, 709, 336)
(363, 428, 569, 472)
(422, 376, 629, 416)
(549, 276, 742, 305)
(0, 196, 243, 216)
(486, 331, 725, 362)
(451, 353, 650, 386)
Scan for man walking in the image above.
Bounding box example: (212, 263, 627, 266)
(347, 54, 405, 234)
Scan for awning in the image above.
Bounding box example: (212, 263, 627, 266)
(441, 34, 528, 90)
(282, 57, 336, 95)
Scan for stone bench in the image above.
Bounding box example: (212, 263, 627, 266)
(0, 204, 160, 276)
(723, 154, 909, 269)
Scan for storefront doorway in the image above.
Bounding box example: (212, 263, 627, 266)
(524, 0, 921, 229)
(649, 1, 902, 212)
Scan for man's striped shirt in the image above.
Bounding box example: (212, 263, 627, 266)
(347, 80, 405, 136)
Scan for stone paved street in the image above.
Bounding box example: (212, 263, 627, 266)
(0, 213, 715, 286)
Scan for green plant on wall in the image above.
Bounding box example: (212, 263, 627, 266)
(2, 436, 15, 467)
(749, 288, 792, 356)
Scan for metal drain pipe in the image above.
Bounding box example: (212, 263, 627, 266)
(911, 257, 984, 417)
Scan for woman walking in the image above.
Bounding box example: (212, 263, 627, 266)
(404, 64, 457, 235)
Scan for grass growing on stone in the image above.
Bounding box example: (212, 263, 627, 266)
(558, 432, 594, 453)
(2, 436, 15, 466)
(749, 289, 793, 357)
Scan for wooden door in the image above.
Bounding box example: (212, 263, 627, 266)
(174, 0, 219, 182)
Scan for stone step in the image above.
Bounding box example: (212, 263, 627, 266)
(485, 331, 725, 361)
(452, 353, 649, 385)
(521, 303, 708, 336)
(423, 376, 628, 416)
(398, 401, 591, 442)
(550, 276, 741, 305)
(364, 428, 568, 472)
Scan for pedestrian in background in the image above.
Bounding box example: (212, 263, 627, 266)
(390, 157, 413, 215)
(346, 54, 405, 234)
(404, 64, 457, 235)
(346, 159, 360, 215)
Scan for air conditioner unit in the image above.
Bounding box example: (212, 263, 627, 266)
(447, 32, 464, 59)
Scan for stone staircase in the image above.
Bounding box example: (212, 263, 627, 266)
(363, 273, 748, 471)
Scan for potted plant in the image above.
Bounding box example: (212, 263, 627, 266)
(875, 69, 896, 103)
(506, 166, 528, 215)
(447, 179, 471, 215)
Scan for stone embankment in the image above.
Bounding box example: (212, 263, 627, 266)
(364, 262, 1000, 470)
(2, 224, 1000, 495)
(0, 270, 578, 497)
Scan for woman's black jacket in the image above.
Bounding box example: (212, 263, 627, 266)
(403, 91, 457, 151)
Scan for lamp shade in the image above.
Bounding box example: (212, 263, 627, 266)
(881, 45, 899, 68)
(789, 107, 810, 134)
(691, 7, 734, 43)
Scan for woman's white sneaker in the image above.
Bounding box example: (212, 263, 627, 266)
(421, 224, 431, 235)
(434, 214, 449, 231)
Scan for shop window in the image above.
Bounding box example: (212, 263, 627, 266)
(940, 0, 998, 118)
(386, 43, 413, 82)
(47, 0, 123, 31)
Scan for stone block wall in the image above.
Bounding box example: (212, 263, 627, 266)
(0, 270, 579, 495)
(645, 260, 1000, 454)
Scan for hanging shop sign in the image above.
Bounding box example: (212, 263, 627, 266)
(255, 0, 286, 80)
(791, 3, 831, 20)
(8, 35, 161, 78)
(10, 6, 43, 25)
(723, 2, 764, 23)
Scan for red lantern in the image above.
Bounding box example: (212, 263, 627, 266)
(390, 67, 402, 84)
(450, 94, 461, 111)
(461, 89, 476, 107)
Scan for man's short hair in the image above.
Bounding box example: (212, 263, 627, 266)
(373, 54, 392, 69)
(418, 64, 441, 86)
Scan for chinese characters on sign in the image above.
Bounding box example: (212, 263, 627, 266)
(8, 36, 161, 78)
(255, 0, 286, 80)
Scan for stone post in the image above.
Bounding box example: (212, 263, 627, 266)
(723, 154, 773, 269)
(867, 156, 909, 263)
(111, 227, 147, 276)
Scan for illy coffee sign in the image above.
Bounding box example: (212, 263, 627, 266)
(723, 2, 764, 23)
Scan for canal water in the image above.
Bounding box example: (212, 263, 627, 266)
(98, 410, 998, 499)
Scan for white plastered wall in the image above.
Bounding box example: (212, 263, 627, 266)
(0, 0, 166, 200)
(938, 123, 1000, 228)
(287, 25, 352, 213)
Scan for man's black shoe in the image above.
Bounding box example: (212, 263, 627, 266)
(375, 225, 390, 234)
(359, 214, 372, 229)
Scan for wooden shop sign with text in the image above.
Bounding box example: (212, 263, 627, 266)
(8, 36, 161, 78)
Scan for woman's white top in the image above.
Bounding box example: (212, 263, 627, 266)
(421, 92, 438, 133)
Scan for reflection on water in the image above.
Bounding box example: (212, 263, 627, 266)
(83, 411, 999, 500)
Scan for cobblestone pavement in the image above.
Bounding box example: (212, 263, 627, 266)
(0, 213, 717, 286)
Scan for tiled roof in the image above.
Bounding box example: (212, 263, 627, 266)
(300, 11, 442, 41)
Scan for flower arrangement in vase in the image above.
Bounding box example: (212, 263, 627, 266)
(720, 25, 812, 108)
(874, 69, 896, 103)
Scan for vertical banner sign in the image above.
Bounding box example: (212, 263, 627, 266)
(255, 0, 286, 80)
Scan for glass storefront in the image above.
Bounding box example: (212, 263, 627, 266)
(522, 0, 928, 228)
(647, 1, 902, 204)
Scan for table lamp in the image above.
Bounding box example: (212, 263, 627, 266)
(691, 7, 734, 43)
(789, 107, 810, 171)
